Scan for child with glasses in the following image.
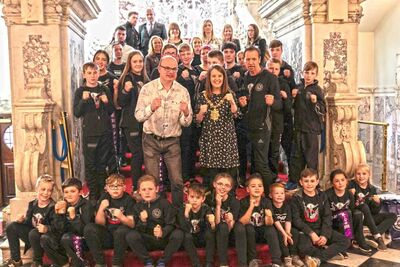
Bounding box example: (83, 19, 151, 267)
(205, 173, 245, 267)
(84, 174, 135, 267)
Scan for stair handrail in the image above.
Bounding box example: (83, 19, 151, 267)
(357, 120, 389, 191)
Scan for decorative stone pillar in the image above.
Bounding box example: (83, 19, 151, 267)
(304, 0, 366, 185)
(1, 0, 100, 220)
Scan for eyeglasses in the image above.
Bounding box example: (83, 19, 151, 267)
(107, 184, 124, 190)
(159, 65, 178, 72)
(216, 182, 231, 188)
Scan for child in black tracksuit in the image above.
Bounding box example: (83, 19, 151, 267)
(349, 163, 397, 250)
(326, 169, 372, 255)
(291, 168, 350, 267)
(2, 175, 55, 267)
(177, 43, 200, 181)
(178, 183, 216, 267)
(266, 59, 292, 175)
(41, 178, 94, 267)
(269, 183, 304, 267)
(239, 174, 281, 267)
(118, 51, 149, 191)
(206, 173, 245, 267)
(84, 174, 135, 267)
(288, 61, 326, 187)
(126, 175, 183, 267)
(73, 62, 116, 203)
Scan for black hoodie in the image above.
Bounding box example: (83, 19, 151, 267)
(291, 189, 332, 239)
(133, 196, 176, 238)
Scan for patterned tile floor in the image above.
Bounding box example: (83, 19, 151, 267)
(323, 239, 400, 267)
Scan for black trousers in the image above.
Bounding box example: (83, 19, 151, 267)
(236, 124, 249, 181)
(126, 229, 183, 264)
(180, 125, 196, 181)
(357, 203, 397, 235)
(289, 131, 319, 183)
(276, 227, 300, 257)
(281, 121, 293, 168)
(6, 222, 43, 263)
(268, 130, 282, 175)
(298, 230, 350, 262)
(245, 224, 281, 265)
(83, 223, 130, 266)
(123, 128, 143, 190)
(61, 233, 87, 267)
(83, 133, 116, 202)
(40, 233, 68, 266)
(183, 229, 215, 266)
(216, 222, 247, 266)
(248, 129, 276, 195)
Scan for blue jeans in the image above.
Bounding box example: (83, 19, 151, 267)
(142, 133, 183, 207)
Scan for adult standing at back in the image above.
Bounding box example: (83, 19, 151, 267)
(135, 55, 192, 207)
(124, 11, 140, 50)
(246, 24, 267, 66)
(139, 8, 167, 56)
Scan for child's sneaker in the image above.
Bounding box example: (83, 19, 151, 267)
(292, 255, 305, 267)
(284, 256, 295, 267)
(358, 243, 372, 254)
(285, 181, 298, 190)
(331, 253, 344, 261)
(248, 259, 262, 267)
(365, 236, 378, 249)
(305, 255, 320, 267)
(155, 258, 165, 267)
(1, 259, 22, 267)
(144, 259, 154, 267)
(376, 237, 387, 250)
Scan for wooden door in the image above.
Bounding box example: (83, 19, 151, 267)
(0, 115, 15, 206)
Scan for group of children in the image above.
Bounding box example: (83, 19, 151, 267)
(3, 163, 397, 267)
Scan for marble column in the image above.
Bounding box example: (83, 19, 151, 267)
(305, 0, 366, 186)
(1, 0, 100, 220)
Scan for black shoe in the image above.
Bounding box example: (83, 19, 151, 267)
(365, 235, 378, 249)
(119, 156, 128, 167)
(376, 237, 387, 250)
(359, 243, 372, 254)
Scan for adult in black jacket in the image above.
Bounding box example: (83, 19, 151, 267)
(138, 8, 167, 56)
(240, 46, 281, 194)
(124, 11, 140, 50)
(118, 51, 149, 190)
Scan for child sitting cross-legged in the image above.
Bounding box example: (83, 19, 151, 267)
(291, 168, 350, 267)
(349, 163, 397, 250)
(2, 175, 56, 267)
(178, 182, 216, 267)
(84, 174, 135, 267)
(41, 177, 94, 267)
(126, 174, 183, 267)
(239, 173, 281, 267)
(269, 183, 304, 267)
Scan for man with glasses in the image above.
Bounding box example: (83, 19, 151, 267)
(135, 55, 192, 208)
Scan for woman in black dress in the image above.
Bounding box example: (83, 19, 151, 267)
(195, 65, 240, 189)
